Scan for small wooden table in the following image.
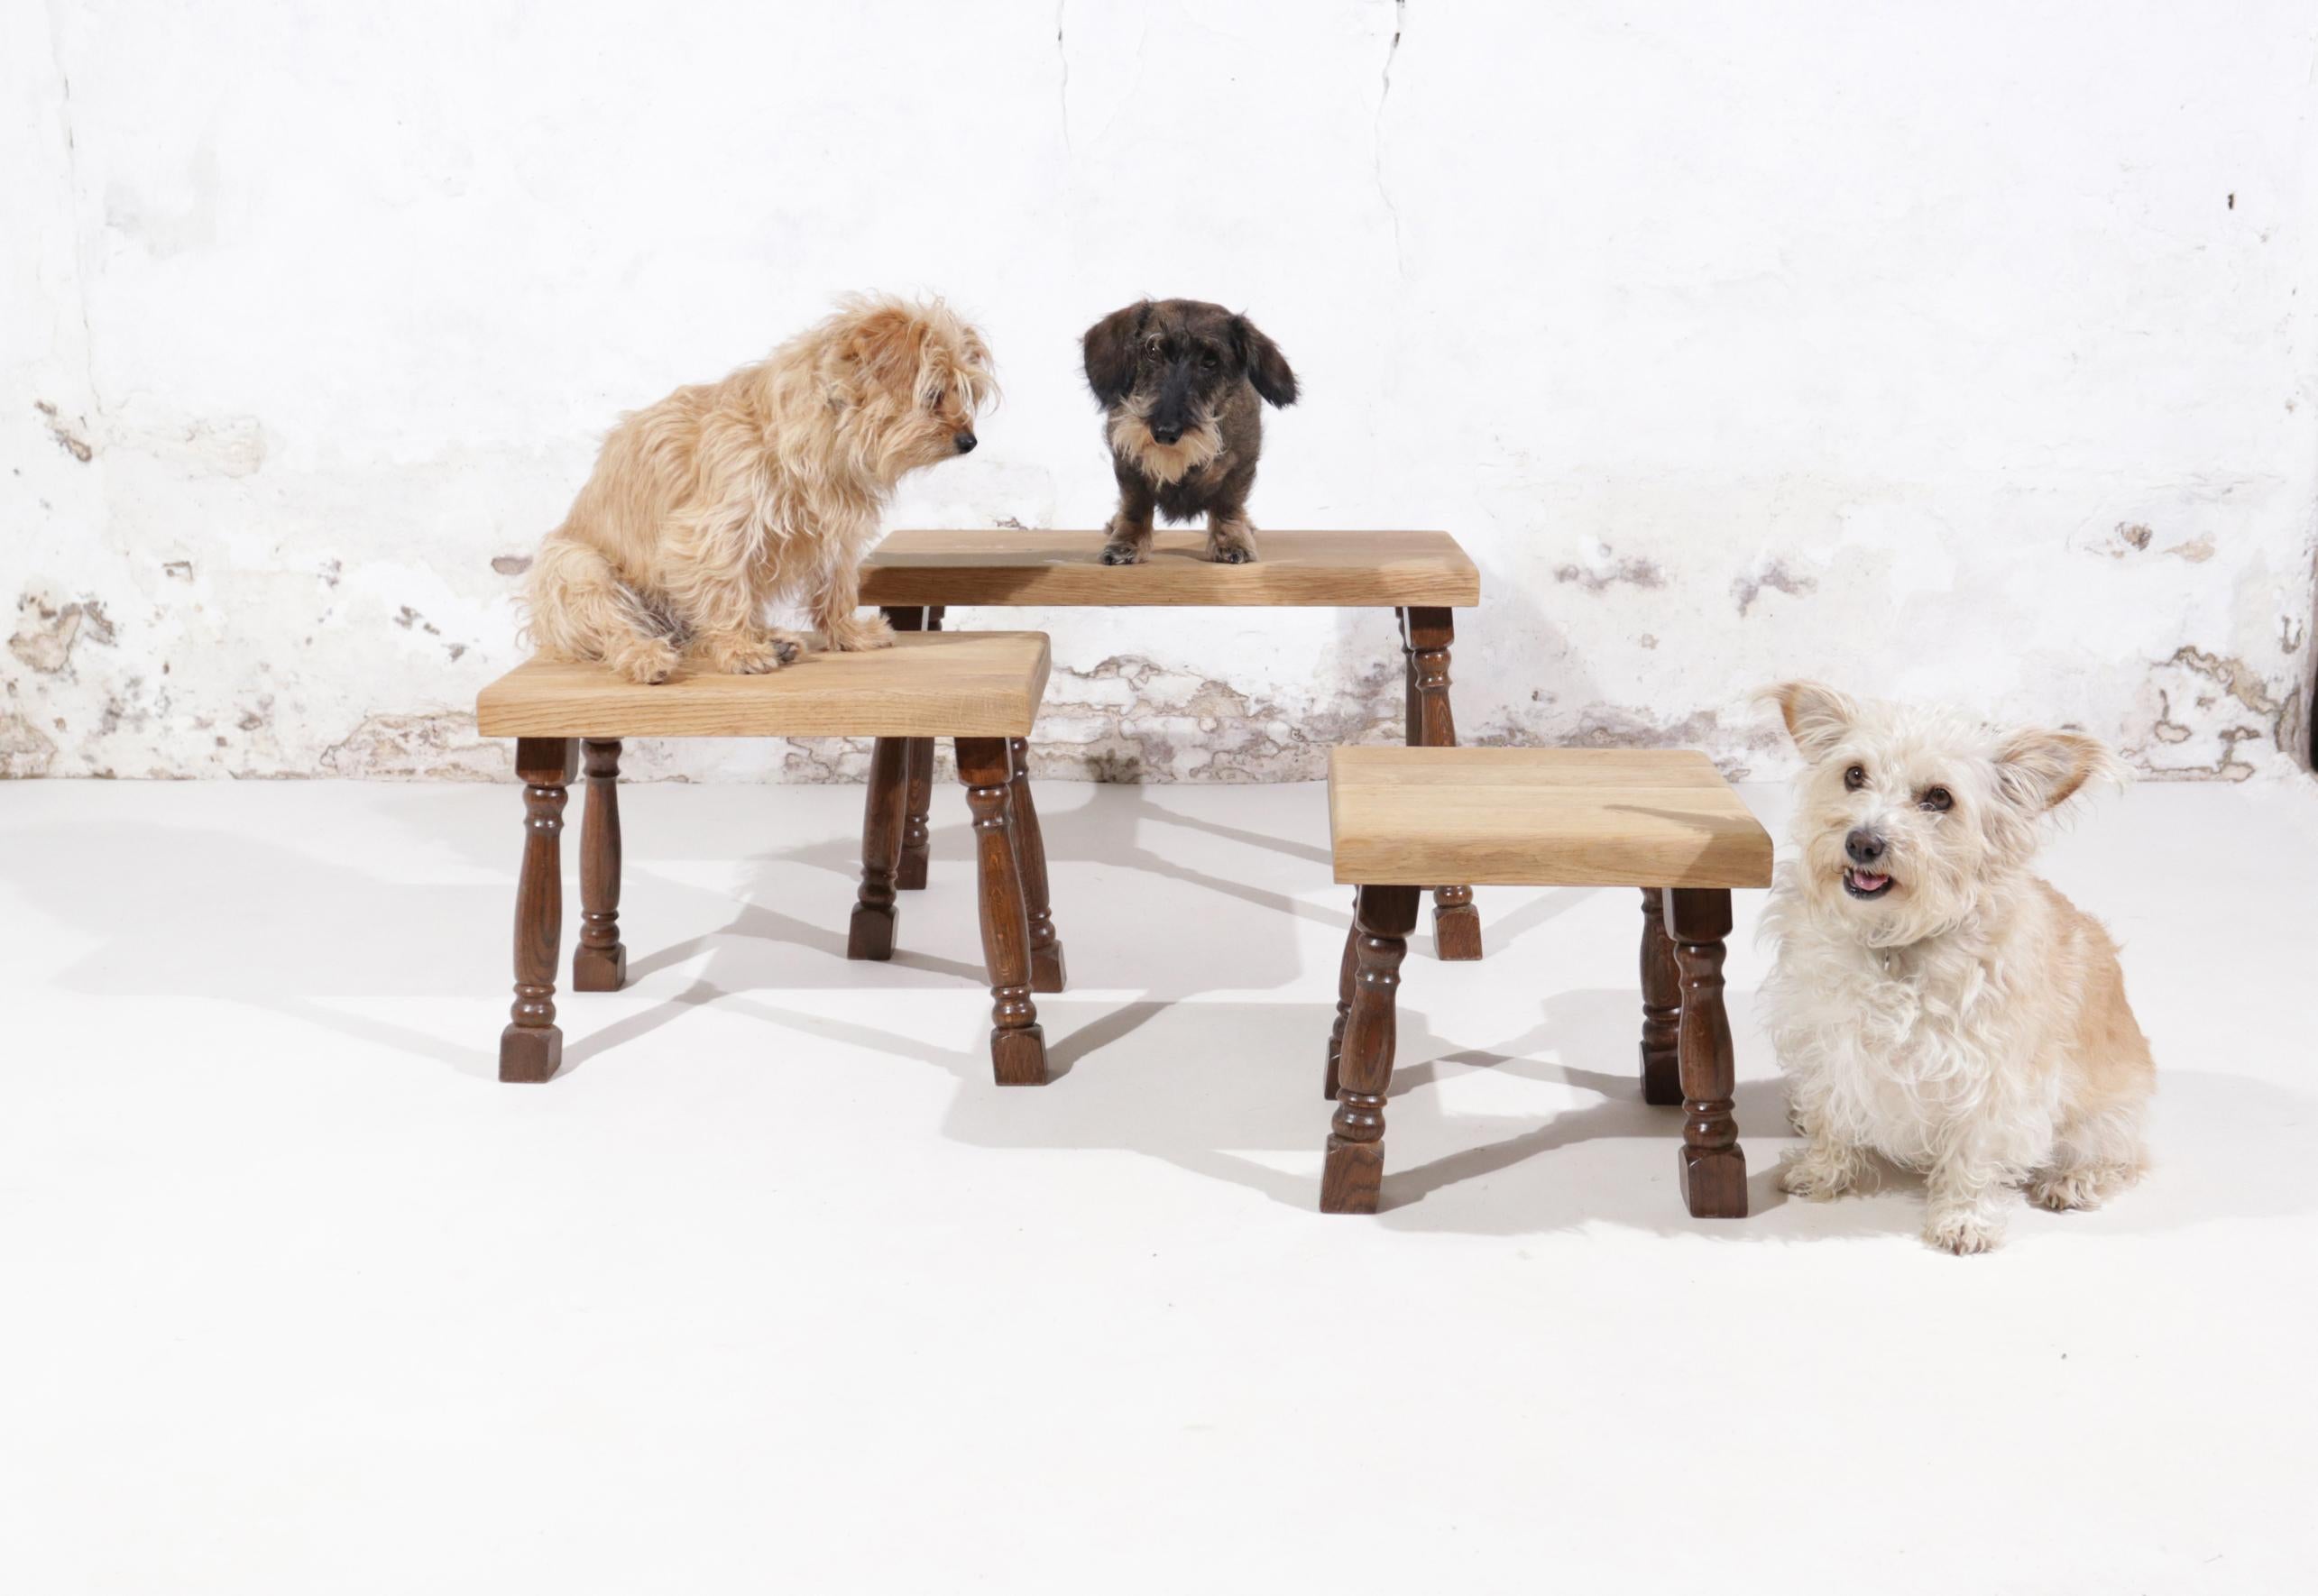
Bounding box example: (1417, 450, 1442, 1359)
(1319, 747, 1776, 1218)
(474, 632, 1066, 1086)
(861, 527, 1487, 959)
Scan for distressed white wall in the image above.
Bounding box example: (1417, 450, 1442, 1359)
(5, 0, 2314, 783)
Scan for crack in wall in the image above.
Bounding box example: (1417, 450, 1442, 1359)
(1554, 554, 1664, 592)
(1040, 652, 1403, 781)
(2128, 644, 2302, 780)
(9, 592, 116, 674)
(1374, 0, 1405, 273)
(1733, 560, 1817, 616)
(1054, 0, 1072, 159)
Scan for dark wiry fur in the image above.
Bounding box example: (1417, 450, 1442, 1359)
(1081, 298, 1297, 564)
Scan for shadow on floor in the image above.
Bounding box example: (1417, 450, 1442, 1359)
(15, 804, 2305, 1244)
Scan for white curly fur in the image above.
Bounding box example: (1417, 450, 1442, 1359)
(1756, 683, 2156, 1254)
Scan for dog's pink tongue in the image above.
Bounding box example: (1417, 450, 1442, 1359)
(1853, 870, 1890, 890)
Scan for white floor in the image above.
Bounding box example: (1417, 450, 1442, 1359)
(2, 775, 2313, 1593)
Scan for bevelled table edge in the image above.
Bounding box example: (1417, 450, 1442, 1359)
(860, 528, 1481, 608)
(1323, 742, 1777, 890)
(472, 633, 1052, 739)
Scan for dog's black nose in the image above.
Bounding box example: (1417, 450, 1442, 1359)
(1844, 828, 1886, 866)
(1150, 425, 1182, 445)
(952, 432, 977, 454)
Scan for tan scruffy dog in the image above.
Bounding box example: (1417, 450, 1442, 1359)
(524, 296, 994, 683)
(1757, 683, 2156, 1255)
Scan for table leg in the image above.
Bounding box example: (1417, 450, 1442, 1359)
(1402, 605, 1482, 960)
(1638, 886, 1681, 1105)
(574, 738, 626, 992)
(501, 738, 575, 1084)
(959, 737, 1050, 1085)
(1665, 886, 1746, 1217)
(884, 605, 942, 891)
(1320, 884, 1419, 1214)
(1007, 736, 1067, 993)
(1322, 899, 1357, 1100)
(849, 736, 909, 960)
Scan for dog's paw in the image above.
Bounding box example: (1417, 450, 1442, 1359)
(610, 637, 682, 686)
(766, 628, 806, 665)
(1099, 541, 1147, 567)
(709, 635, 791, 675)
(1923, 1210, 2005, 1255)
(1777, 1153, 1859, 1202)
(1209, 543, 1256, 565)
(2028, 1165, 2135, 1212)
(824, 616, 894, 653)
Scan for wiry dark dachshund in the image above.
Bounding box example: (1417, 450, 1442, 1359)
(1081, 298, 1297, 564)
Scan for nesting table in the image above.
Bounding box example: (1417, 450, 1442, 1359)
(474, 631, 1065, 1085)
(1320, 747, 1776, 1217)
(860, 527, 1487, 959)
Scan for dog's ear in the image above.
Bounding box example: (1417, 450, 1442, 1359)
(1760, 681, 1857, 762)
(1082, 302, 1149, 407)
(1994, 729, 2121, 812)
(842, 301, 928, 397)
(1231, 315, 1298, 407)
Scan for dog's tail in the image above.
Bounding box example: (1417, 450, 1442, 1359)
(521, 536, 682, 683)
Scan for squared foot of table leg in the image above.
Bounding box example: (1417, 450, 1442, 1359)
(990, 1024, 1051, 1087)
(573, 944, 626, 993)
(1030, 941, 1067, 995)
(1680, 1145, 1748, 1218)
(847, 905, 897, 961)
(499, 1024, 563, 1085)
(1432, 900, 1483, 961)
(1320, 1135, 1384, 1214)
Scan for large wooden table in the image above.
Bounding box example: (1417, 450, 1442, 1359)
(860, 527, 1487, 959)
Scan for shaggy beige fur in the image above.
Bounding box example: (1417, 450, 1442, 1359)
(524, 297, 994, 684)
(1758, 682, 2157, 1254)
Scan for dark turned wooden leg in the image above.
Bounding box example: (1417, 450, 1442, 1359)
(1403, 605, 1482, 961)
(501, 738, 575, 1084)
(1322, 899, 1357, 1099)
(1638, 886, 1681, 1105)
(1665, 886, 1746, 1217)
(1007, 736, 1067, 994)
(572, 738, 626, 992)
(897, 738, 935, 890)
(959, 737, 1049, 1086)
(848, 735, 908, 961)
(1320, 884, 1419, 1214)
(884, 605, 940, 891)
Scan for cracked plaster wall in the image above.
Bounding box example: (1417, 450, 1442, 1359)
(6, 1, 2316, 784)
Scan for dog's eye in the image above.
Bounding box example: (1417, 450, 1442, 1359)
(1920, 786, 1953, 812)
(1843, 764, 1866, 792)
(1201, 352, 1219, 370)
(924, 388, 944, 410)
(1144, 339, 1163, 361)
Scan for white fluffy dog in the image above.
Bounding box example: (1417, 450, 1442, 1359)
(1758, 683, 2155, 1254)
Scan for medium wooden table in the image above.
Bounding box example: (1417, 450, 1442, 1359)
(474, 632, 1067, 1086)
(860, 527, 1487, 959)
(1320, 746, 1776, 1217)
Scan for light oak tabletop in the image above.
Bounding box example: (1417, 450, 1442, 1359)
(476, 631, 1051, 739)
(1328, 747, 1775, 889)
(860, 528, 1478, 608)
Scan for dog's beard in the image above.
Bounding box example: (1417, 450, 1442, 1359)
(1108, 401, 1225, 486)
